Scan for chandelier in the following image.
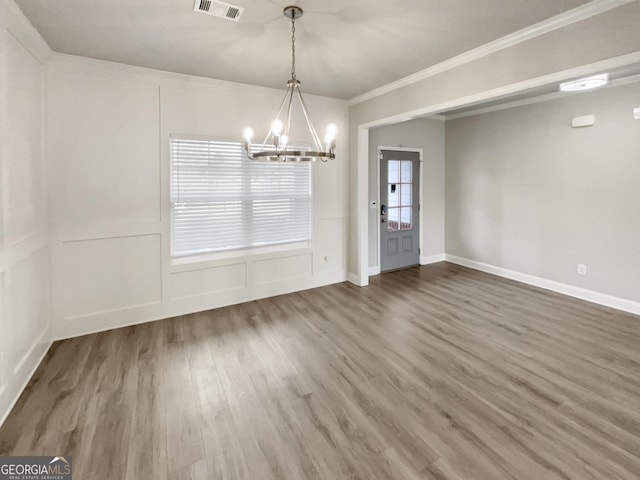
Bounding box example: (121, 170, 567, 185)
(242, 6, 337, 162)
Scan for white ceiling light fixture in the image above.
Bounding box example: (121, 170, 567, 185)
(559, 73, 609, 92)
(243, 6, 336, 162)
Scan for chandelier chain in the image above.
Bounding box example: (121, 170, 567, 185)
(291, 16, 296, 81)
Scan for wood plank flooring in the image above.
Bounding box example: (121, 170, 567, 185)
(1, 262, 639, 479)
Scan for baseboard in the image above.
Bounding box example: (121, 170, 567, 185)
(445, 254, 640, 316)
(347, 272, 361, 285)
(368, 266, 380, 276)
(55, 270, 348, 340)
(0, 337, 52, 428)
(420, 254, 446, 265)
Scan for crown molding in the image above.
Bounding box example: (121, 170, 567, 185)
(1, 0, 52, 63)
(348, 0, 635, 107)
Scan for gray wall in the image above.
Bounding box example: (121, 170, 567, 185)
(369, 119, 445, 269)
(446, 81, 640, 302)
(347, 2, 640, 278)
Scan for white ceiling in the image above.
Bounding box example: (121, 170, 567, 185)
(16, 0, 590, 99)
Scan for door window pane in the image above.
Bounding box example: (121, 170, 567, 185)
(400, 161, 412, 183)
(388, 160, 400, 183)
(400, 207, 412, 230)
(400, 184, 412, 207)
(388, 183, 399, 207)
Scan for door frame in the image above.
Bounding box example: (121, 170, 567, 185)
(375, 146, 423, 275)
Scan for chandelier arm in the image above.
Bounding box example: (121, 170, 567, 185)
(295, 87, 324, 151)
(284, 84, 295, 141)
(256, 85, 292, 152)
(257, 132, 270, 153)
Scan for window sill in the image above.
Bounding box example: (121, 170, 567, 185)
(170, 241, 312, 273)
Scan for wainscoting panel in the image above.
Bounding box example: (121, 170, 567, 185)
(60, 234, 162, 320)
(0, 0, 52, 428)
(254, 254, 313, 286)
(170, 263, 247, 300)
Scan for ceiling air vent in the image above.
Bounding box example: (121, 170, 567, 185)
(193, 0, 244, 22)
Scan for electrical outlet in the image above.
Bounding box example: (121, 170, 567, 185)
(577, 264, 587, 275)
(634, 107, 640, 120)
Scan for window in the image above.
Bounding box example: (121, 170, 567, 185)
(387, 159, 413, 231)
(170, 137, 312, 257)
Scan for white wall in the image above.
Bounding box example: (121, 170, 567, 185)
(47, 54, 349, 340)
(367, 119, 445, 272)
(0, 0, 52, 425)
(446, 80, 640, 305)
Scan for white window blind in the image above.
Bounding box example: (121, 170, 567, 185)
(170, 137, 312, 257)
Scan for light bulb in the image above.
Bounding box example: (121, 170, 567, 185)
(271, 119, 283, 136)
(325, 123, 338, 141)
(243, 127, 254, 142)
(280, 135, 289, 147)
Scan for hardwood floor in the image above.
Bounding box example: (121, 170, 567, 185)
(1, 262, 639, 479)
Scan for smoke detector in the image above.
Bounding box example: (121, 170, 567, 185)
(193, 0, 243, 22)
